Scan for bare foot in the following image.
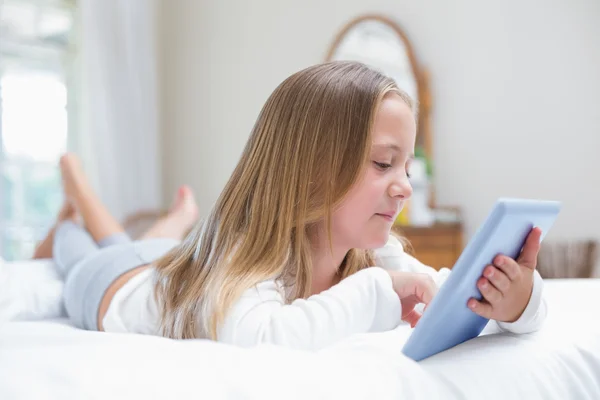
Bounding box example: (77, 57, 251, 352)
(32, 201, 78, 259)
(169, 185, 199, 227)
(139, 185, 199, 240)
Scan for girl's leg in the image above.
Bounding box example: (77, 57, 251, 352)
(32, 201, 78, 259)
(32, 227, 54, 259)
(35, 155, 198, 259)
(139, 185, 199, 240)
(34, 153, 130, 259)
(59, 153, 126, 243)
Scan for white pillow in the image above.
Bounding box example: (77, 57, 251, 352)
(0, 258, 66, 325)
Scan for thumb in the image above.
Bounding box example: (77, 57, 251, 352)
(517, 227, 542, 269)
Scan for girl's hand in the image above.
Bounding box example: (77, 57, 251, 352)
(468, 227, 542, 323)
(388, 271, 438, 327)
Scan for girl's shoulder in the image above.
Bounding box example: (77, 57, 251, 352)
(240, 278, 287, 302)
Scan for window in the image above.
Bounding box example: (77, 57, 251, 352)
(0, 0, 76, 260)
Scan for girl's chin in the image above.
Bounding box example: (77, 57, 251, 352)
(360, 231, 391, 250)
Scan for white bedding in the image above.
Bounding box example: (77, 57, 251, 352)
(1, 260, 600, 399)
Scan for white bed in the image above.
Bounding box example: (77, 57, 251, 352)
(1, 260, 600, 399)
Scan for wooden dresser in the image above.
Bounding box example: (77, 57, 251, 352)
(393, 223, 463, 271)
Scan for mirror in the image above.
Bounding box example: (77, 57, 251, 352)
(325, 15, 433, 183)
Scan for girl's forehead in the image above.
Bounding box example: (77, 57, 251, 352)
(370, 96, 416, 148)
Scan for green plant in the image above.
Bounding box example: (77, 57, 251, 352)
(414, 146, 433, 178)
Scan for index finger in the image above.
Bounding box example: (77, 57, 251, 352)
(414, 275, 438, 305)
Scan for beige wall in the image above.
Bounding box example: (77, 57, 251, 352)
(159, 0, 600, 242)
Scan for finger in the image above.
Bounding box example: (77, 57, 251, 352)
(403, 309, 422, 328)
(517, 227, 542, 269)
(493, 256, 521, 281)
(478, 277, 503, 304)
(468, 298, 494, 319)
(413, 275, 438, 305)
(483, 266, 511, 294)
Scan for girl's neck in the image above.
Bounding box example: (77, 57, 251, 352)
(309, 230, 348, 296)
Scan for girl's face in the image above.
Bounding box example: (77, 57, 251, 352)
(331, 93, 416, 249)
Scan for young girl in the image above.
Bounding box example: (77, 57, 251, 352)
(52, 61, 546, 350)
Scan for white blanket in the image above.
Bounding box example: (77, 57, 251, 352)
(1, 259, 600, 399)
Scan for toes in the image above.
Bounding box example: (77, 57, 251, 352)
(171, 186, 193, 208)
(178, 185, 194, 202)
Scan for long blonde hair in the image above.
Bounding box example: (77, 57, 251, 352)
(154, 61, 414, 339)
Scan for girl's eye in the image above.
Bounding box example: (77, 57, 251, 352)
(406, 171, 412, 179)
(373, 161, 392, 170)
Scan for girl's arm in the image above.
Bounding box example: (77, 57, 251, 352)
(374, 235, 547, 334)
(217, 267, 402, 350)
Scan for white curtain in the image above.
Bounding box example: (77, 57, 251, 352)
(76, 0, 161, 221)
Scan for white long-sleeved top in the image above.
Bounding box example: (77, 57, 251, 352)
(0, 237, 546, 349)
(101, 235, 547, 350)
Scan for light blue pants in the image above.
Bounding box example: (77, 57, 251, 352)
(53, 221, 179, 331)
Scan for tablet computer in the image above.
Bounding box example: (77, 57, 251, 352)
(401, 198, 561, 361)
